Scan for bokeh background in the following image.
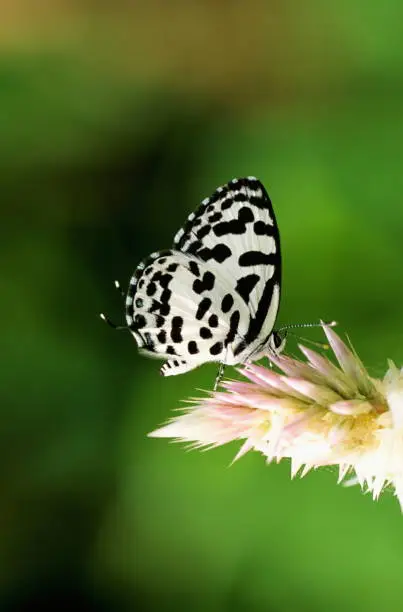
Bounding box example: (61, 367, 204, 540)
(3, 1, 403, 610)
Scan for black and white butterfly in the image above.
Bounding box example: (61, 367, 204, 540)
(102, 177, 287, 385)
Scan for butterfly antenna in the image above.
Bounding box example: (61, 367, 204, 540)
(99, 313, 128, 331)
(99, 280, 128, 331)
(278, 321, 337, 350)
(114, 280, 125, 299)
(278, 320, 337, 332)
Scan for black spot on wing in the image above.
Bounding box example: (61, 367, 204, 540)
(221, 293, 234, 313)
(160, 273, 173, 288)
(225, 310, 240, 345)
(197, 244, 231, 263)
(200, 326, 212, 339)
(188, 341, 199, 354)
(208, 314, 218, 328)
(149, 300, 160, 313)
(151, 271, 173, 288)
(213, 206, 254, 237)
(196, 297, 211, 320)
(188, 261, 200, 277)
(208, 211, 222, 223)
(161, 289, 172, 304)
(171, 316, 184, 343)
(221, 197, 234, 211)
(243, 177, 261, 190)
(196, 225, 211, 240)
(209, 342, 223, 356)
(186, 240, 202, 255)
(150, 301, 170, 317)
(235, 274, 260, 303)
(146, 282, 157, 296)
(160, 303, 170, 316)
(167, 262, 179, 273)
(247, 195, 266, 208)
(193, 271, 215, 294)
(238, 251, 277, 266)
(157, 329, 166, 343)
(254, 220, 273, 235)
(134, 314, 147, 329)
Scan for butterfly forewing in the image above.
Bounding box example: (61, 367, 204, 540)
(173, 177, 281, 359)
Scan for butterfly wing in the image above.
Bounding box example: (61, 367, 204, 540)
(173, 177, 281, 360)
(125, 250, 250, 375)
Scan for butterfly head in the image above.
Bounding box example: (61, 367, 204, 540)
(268, 330, 287, 355)
(269, 321, 338, 356)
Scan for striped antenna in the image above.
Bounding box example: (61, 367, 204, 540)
(278, 320, 337, 332)
(278, 320, 337, 350)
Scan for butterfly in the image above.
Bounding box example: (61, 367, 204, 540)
(102, 177, 287, 387)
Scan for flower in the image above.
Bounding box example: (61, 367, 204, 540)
(149, 324, 403, 509)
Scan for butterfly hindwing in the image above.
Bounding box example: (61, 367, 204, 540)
(125, 251, 251, 375)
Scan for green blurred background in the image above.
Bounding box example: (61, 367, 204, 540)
(3, 1, 403, 610)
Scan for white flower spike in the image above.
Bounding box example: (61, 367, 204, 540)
(150, 324, 403, 510)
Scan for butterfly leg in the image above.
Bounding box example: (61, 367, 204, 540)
(214, 362, 226, 391)
(100, 313, 128, 331)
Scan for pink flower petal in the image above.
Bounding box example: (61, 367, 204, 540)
(298, 344, 356, 397)
(284, 377, 342, 405)
(329, 399, 374, 416)
(242, 364, 307, 400)
(269, 352, 329, 387)
(281, 406, 322, 440)
(322, 323, 376, 397)
(236, 369, 284, 395)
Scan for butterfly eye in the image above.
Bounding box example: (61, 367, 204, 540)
(271, 330, 287, 354)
